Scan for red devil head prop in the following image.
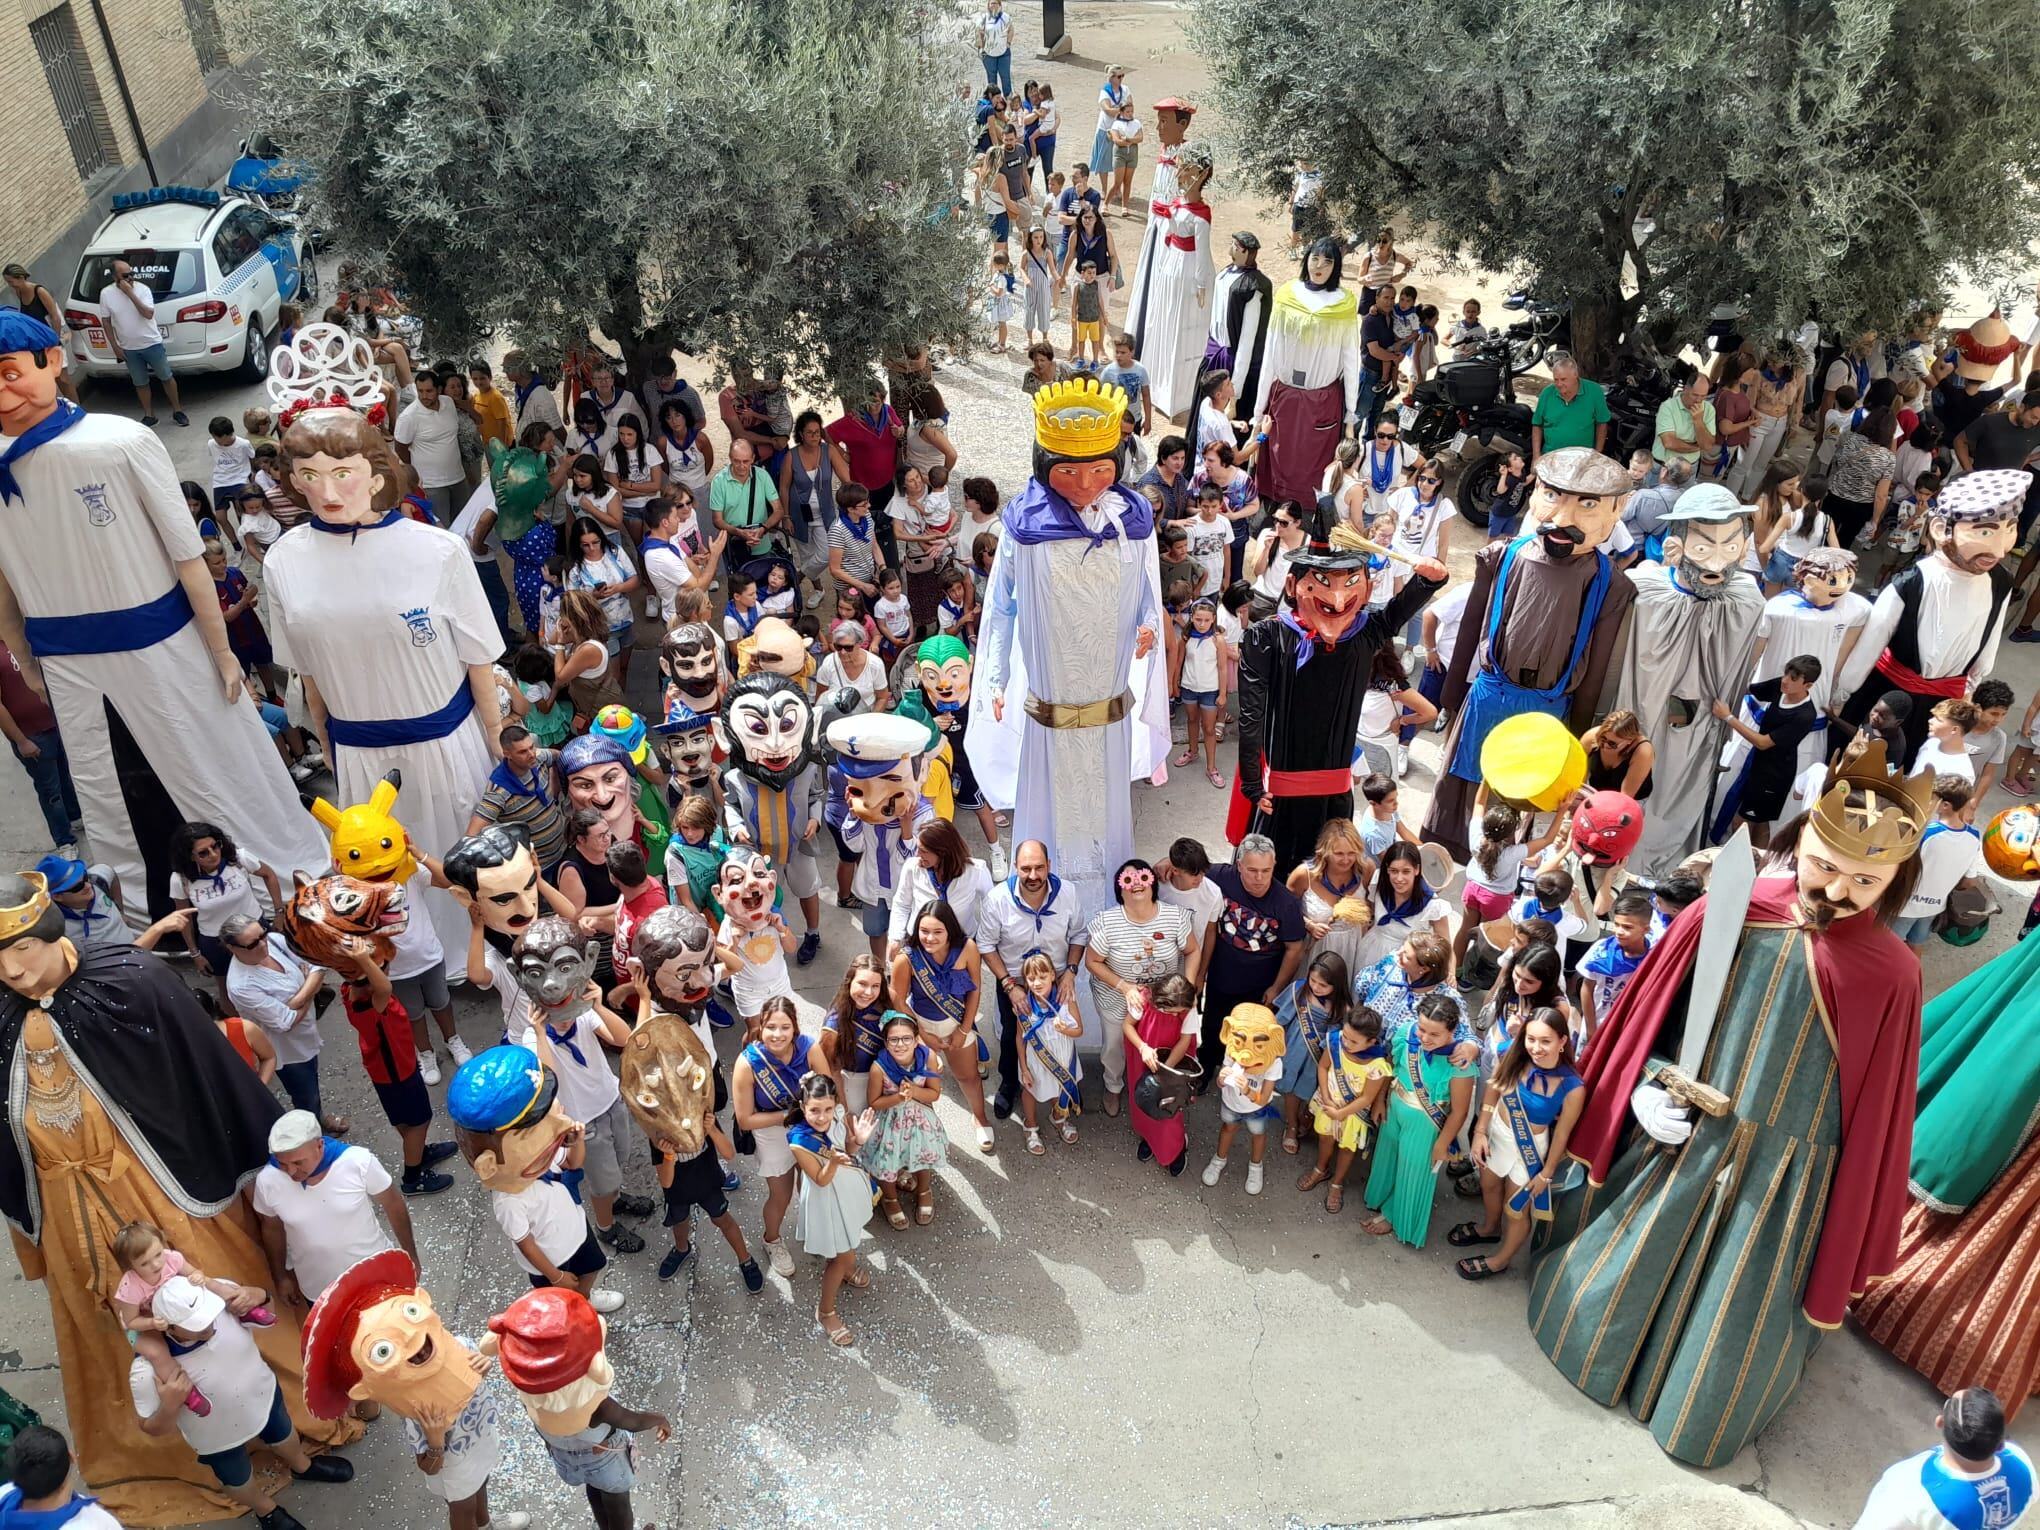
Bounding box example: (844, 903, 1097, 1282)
(1572, 791, 1643, 866)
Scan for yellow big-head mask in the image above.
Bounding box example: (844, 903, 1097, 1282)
(1220, 1003, 1284, 1072)
(311, 768, 417, 885)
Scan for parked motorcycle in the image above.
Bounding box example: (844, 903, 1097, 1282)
(1605, 350, 1674, 463)
(1500, 290, 1572, 376)
(1395, 340, 1533, 530)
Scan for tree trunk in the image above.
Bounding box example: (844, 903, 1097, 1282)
(1571, 288, 1626, 381)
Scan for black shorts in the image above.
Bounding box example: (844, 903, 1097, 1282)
(948, 735, 984, 811)
(1740, 768, 1797, 823)
(373, 1070, 433, 1130)
(828, 821, 857, 861)
(529, 1230, 609, 1287)
(661, 1147, 730, 1225)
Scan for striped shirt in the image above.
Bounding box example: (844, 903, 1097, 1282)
(471, 751, 570, 870)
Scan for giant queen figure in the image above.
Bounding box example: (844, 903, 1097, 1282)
(971, 378, 1166, 917)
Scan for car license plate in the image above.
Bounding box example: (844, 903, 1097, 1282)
(1398, 404, 1417, 429)
(1450, 430, 1468, 455)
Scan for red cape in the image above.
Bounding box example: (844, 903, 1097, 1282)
(1570, 877, 1920, 1327)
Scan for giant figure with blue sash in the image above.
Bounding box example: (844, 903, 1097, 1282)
(0, 310, 326, 913)
(1423, 447, 1635, 860)
(263, 323, 502, 976)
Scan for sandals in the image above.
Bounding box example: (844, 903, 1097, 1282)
(916, 1184, 935, 1225)
(843, 1265, 872, 1290)
(1359, 1212, 1393, 1237)
(1282, 1129, 1301, 1156)
(1058, 1118, 1078, 1145)
(1207, 769, 1226, 789)
(1447, 1221, 1501, 1248)
(1325, 1183, 1345, 1213)
(818, 1309, 854, 1347)
(1454, 1174, 1486, 1199)
(1171, 746, 1197, 768)
(1025, 1127, 1046, 1156)
(1295, 1167, 1327, 1193)
(881, 1194, 909, 1230)
(1456, 1255, 1507, 1281)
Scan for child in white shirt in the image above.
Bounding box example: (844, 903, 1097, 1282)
(1187, 485, 1232, 600)
(872, 569, 914, 663)
(1203, 1019, 1283, 1195)
(757, 560, 798, 619)
(1894, 776, 1985, 945)
(206, 418, 255, 507)
(1814, 386, 1858, 470)
(1913, 697, 1979, 785)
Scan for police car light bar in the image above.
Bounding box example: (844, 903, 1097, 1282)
(110, 186, 222, 212)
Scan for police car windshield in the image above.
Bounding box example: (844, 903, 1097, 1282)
(72, 250, 204, 304)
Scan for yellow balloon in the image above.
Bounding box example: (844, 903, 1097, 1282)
(1480, 712, 1587, 811)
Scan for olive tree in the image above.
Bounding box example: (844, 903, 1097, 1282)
(226, 0, 985, 392)
(1194, 0, 2040, 374)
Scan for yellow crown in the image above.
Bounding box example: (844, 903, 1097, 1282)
(0, 872, 51, 943)
(1809, 739, 1938, 862)
(1033, 377, 1128, 457)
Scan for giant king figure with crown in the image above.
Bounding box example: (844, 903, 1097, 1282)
(1526, 743, 1930, 1468)
(971, 378, 1167, 918)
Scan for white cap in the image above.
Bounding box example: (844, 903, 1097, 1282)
(153, 1274, 226, 1333)
(268, 1109, 322, 1154)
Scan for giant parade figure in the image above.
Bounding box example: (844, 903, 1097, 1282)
(971, 378, 1166, 918)
(1121, 97, 1198, 378)
(1422, 447, 1635, 859)
(262, 323, 503, 973)
(0, 311, 324, 910)
(1123, 143, 1215, 420)
(1249, 238, 1361, 509)
(1236, 524, 1444, 875)
(1833, 469, 2021, 764)
(1604, 483, 1765, 881)
(0, 870, 357, 1523)
(1527, 744, 1929, 1467)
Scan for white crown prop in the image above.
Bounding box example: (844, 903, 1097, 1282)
(267, 321, 386, 419)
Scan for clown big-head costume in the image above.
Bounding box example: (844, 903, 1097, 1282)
(304, 1249, 483, 1423)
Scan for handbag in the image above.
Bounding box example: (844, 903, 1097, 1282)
(1133, 1054, 1203, 1119)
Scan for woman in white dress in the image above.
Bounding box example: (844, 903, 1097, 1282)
(787, 1073, 877, 1347)
(1125, 145, 1215, 419)
(1349, 841, 1452, 973)
(1284, 816, 1373, 975)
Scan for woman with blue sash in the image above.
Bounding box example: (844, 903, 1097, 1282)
(819, 954, 889, 1114)
(1450, 1006, 1583, 1281)
(889, 898, 995, 1152)
(1359, 990, 1477, 1246)
(1274, 950, 1350, 1153)
(861, 1011, 949, 1226)
(731, 996, 823, 1279)
(1419, 448, 1636, 860)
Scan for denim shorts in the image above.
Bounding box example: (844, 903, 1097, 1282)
(1890, 912, 1939, 945)
(1180, 687, 1218, 708)
(1219, 1102, 1277, 1133)
(194, 1382, 292, 1487)
(123, 342, 174, 386)
(860, 901, 891, 939)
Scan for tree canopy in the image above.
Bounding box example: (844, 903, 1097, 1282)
(226, 0, 985, 393)
(1194, 0, 2040, 373)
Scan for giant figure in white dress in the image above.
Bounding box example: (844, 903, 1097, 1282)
(1124, 143, 1215, 420)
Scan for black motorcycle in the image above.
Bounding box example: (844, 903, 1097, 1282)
(1500, 290, 1572, 376)
(1605, 351, 1674, 463)
(1395, 340, 1532, 529)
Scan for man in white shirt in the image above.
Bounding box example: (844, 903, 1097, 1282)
(130, 1275, 353, 1528)
(977, 0, 1013, 96)
(503, 350, 562, 437)
(222, 917, 343, 1134)
(976, 838, 1089, 1118)
(1853, 1387, 2032, 1530)
(0, 1424, 126, 1528)
(252, 1110, 414, 1307)
(392, 370, 467, 525)
(97, 258, 186, 425)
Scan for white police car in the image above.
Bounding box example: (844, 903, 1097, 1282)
(63, 185, 314, 383)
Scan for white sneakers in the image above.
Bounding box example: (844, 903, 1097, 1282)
(1203, 1156, 1265, 1192)
(1246, 1162, 1264, 1195)
(480, 1515, 532, 1530)
(416, 1049, 441, 1086)
(764, 1239, 794, 1277)
(587, 1288, 625, 1314)
(1201, 1155, 1226, 1187)
(446, 1036, 474, 1066)
(988, 840, 1010, 879)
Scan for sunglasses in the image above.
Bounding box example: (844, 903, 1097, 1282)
(833, 642, 857, 652)
(230, 937, 265, 952)
(1375, 431, 1399, 441)
(1417, 476, 1442, 485)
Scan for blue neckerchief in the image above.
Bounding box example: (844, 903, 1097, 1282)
(1277, 609, 1321, 669)
(1368, 443, 1397, 493)
(1007, 873, 1062, 934)
(1760, 366, 1786, 387)
(662, 426, 700, 459)
(489, 760, 549, 804)
(0, 1485, 101, 1525)
(839, 512, 871, 542)
(513, 372, 547, 410)
(788, 1121, 832, 1157)
(0, 399, 86, 504)
(877, 1042, 934, 1087)
(58, 898, 104, 936)
(641, 536, 675, 557)
(267, 1135, 349, 1178)
(1380, 879, 1435, 924)
(545, 1019, 587, 1067)
(310, 508, 404, 542)
(743, 1038, 809, 1110)
(540, 1165, 585, 1204)
(829, 1002, 887, 1070)
(939, 596, 966, 625)
(1321, 870, 1363, 899)
(726, 602, 761, 636)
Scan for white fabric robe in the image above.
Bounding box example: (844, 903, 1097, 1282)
(1126, 201, 1214, 419)
(265, 517, 496, 971)
(968, 486, 1165, 922)
(0, 414, 325, 896)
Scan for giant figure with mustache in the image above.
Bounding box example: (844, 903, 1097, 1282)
(1833, 468, 2023, 764)
(1235, 522, 1445, 875)
(1421, 447, 1636, 859)
(1527, 741, 1929, 1468)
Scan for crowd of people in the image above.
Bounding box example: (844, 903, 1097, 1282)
(3, 25, 2040, 1530)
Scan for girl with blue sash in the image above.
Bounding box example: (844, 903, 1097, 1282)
(1359, 991, 1477, 1246)
(1274, 951, 1350, 1152)
(785, 1073, 877, 1347)
(819, 955, 889, 1114)
(862, 1011, 949, 1227)
(1450, 1006, 1583, 1281)
(1295, 1004, 1391, 1213)
(889, 898, 995, 1153)
(1016, 952, 1084, 1155)
(732, 996, 825, 1280)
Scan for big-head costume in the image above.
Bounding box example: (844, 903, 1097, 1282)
(1604, 483, 1765, 881)
(1422, 447, 1636, 858)
(1124, 141, 1216, 419)
(971, 378, 1166, 917)
(0, 871, 355, 1521)
(0, 310, 324, 912)
(1250, 239, 1362, 508)
(716, 672, 827, 879)
(1835, 469, 2021, 764)
(1235, 523, 1443, 874)
(262, 323, 501, 973)
(1528, 747, 1929, 1466)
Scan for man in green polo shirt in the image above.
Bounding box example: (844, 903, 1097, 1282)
(1529, 353, 1611, 459)
(709, 438, 786, 564)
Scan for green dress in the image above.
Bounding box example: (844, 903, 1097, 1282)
(1362, 1018, 1476, 1248)
(1907, 926, 2040, 1212)
(1527, 922, 1839, 1468)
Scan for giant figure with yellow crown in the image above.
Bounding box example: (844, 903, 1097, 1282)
(1526, 744, 1930, 1468)
(970, 378, 1167, 918)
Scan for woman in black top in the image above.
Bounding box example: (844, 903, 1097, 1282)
(1580, 709, 1654, 802)
(552, 807, 621, 984)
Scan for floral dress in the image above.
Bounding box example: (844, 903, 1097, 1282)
(860, 1044, 950, 1183)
